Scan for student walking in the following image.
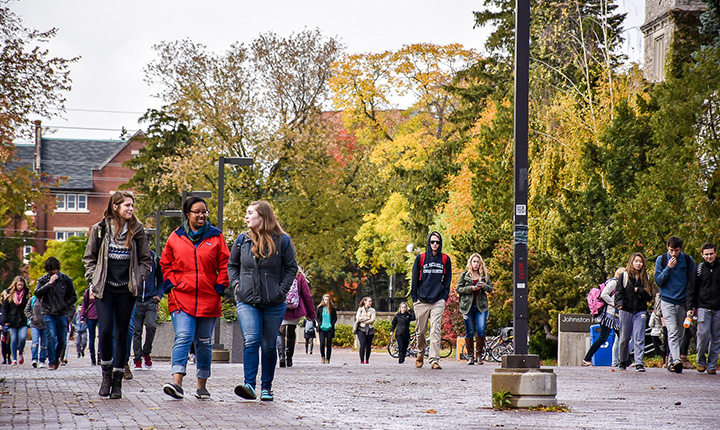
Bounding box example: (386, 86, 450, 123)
(24, 292, 47, 367)
(81, 289, 99, 365)
(133, 248, 163, 370)
(277, 269, 315, 368)
(0, 276, 31, 365)
(302, 317, 316, 355)
(615, 253, 653, 372)
(583, 268, 625, 366)
(391, 302, 415, 364)
(160, 196, 230, 400)
(83, 191, 152, 399)
(316, 294, 337, 364)
(35, 257, 77, 371)
(411, 231, 452, 370)
(655, 236, 694, 373)
(229, 201, 298, 402)
(456, 253, 492, 365)
(687, 242, 720, 374)
(355, 297, 376, 364)
(73, 305, 88, 358)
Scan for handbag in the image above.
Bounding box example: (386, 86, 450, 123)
(352, 320, 360, 335)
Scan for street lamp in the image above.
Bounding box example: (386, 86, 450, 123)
(217, 157, 254, 232)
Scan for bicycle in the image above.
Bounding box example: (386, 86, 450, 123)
(460, 327, 514, 362)
(387, 331, 453, 359)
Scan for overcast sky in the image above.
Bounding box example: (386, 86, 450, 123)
(11, 0, 645, 142)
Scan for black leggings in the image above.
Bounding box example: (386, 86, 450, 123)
(357, 330, 374, 362)
(397, 333, 410, 363)
(319, 330, 333, 360)
(96, 289, 134, 370)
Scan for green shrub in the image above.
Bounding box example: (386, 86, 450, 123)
(157, 297, 171, 322)
(372, 319, 392, 348)
(529, 330, 558, 360)
(221, 299, 237, 322)
(333, 324, 354, 347)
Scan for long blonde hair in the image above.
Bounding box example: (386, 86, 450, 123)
(246, 201, 288, 259)
(465, 253, 489, 282)
(1, 276, 29, 302)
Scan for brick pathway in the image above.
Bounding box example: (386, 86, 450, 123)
(2, 347, 718, 429)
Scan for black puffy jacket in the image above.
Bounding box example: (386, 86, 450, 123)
(228, 233, 298, 306)
(35, 272, 77, 316)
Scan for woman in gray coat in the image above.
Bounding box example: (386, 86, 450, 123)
(456, 253, 493, 365)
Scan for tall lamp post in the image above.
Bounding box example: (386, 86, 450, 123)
(217, 157, 254, 232)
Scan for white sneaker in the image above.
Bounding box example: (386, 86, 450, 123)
(188, 353, 196, 365)
(38, 362, 46, 368)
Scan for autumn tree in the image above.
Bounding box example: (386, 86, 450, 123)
(1, 0, 76, 286)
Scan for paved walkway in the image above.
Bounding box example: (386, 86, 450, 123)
(2, 347, 719, 429)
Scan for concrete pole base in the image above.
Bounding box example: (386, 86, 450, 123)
(492, 365, 557, 409)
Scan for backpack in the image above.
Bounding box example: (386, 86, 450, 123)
(418, 252, 448, 282)
(304, 319, 315, 334)
(286, 278, 300, 309)
(587, 277, 619, 316)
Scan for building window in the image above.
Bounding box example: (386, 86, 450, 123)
(654, 35, 665, 82)
(55, 193, 89, 212)
(23, 246, 33, 264)
(55, 230, 87, 241)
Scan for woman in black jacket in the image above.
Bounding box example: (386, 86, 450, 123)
(614, 252, 654, 372)
(391, 302, 415, 364)
(228, 201, 298, 402)
(0, 276, 30, 365)
(316, 294, 337, 364)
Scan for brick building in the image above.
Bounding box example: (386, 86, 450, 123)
(10, 121, 146, 255)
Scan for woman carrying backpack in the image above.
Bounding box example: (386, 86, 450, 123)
(583, 267, 625, 366)
(228, 201, 298, 402)
(277, 268, 316, 368)
(614, 253, 654, 372)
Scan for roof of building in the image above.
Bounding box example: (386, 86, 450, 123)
(15, 138, 128, 190)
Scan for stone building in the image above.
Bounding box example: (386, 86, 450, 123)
(641, 0, 706, 82)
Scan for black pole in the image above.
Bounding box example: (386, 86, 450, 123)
(218, 157, 225, 232)
(155, 208, 161, 256)
(513, 0, 530, 356)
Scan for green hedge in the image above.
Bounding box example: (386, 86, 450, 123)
(331, 319, 398, 349)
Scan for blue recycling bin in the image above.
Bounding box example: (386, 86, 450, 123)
(590, 324, 614, 366)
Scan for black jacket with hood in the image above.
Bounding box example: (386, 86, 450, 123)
(410, 231, 452, 304)
(35, 272, 77, 317)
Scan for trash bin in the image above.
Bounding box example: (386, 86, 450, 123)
(590, 324, 614, 366)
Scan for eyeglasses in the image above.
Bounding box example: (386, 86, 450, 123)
(430, 240, 440, 245)
(189, 210, 210, 216)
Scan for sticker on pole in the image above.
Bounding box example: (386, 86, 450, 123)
(515, 205, 526, 216)
(517, 283, 526, 289)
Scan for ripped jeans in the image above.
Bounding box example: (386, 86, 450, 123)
(170, 310, 216, 379)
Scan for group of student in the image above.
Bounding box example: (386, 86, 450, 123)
(584, 236, 720, 374)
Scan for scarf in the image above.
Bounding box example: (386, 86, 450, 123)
(14, 288, 26, 306)
(183, 219, 209, 244)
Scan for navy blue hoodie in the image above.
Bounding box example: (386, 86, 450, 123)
(411, 231, 452, 303)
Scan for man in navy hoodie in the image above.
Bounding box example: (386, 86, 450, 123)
(655, 236, 694, 373)
(411, 231, 452, 370)
(132, 248, 163, 370)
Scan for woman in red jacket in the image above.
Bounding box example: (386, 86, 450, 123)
(160, 196, 230, 400)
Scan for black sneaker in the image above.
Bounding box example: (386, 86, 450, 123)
(673, 360, 683, 374)
(618, 364, 627, 371)
(234, 383, 256, 400)
(163, 383, 184, 399)
(635, 365, 645, 372)
(195, 387, 210, 399)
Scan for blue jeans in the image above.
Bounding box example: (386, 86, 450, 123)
(87, 319, 98, 361)
(44, 315, 68, 366)
(31, 326, 47, 363)
(9, 326, 28, 361)
(236, 301, 286, 391)
(170, 310, 215, 379)
(463, 308, 488, 338)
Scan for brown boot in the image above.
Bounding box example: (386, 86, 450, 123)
(466, 338, 475, 365)
(415, 353, 424, 368)
(476, 336, 485, 364)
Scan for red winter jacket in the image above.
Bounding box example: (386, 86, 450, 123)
(160, 224, 230, 318)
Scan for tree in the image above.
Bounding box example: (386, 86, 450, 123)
(1, 0, 76, 284)
(28, 236, 87, 302)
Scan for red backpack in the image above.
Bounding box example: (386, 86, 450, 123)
(418, 252, 448, 281)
